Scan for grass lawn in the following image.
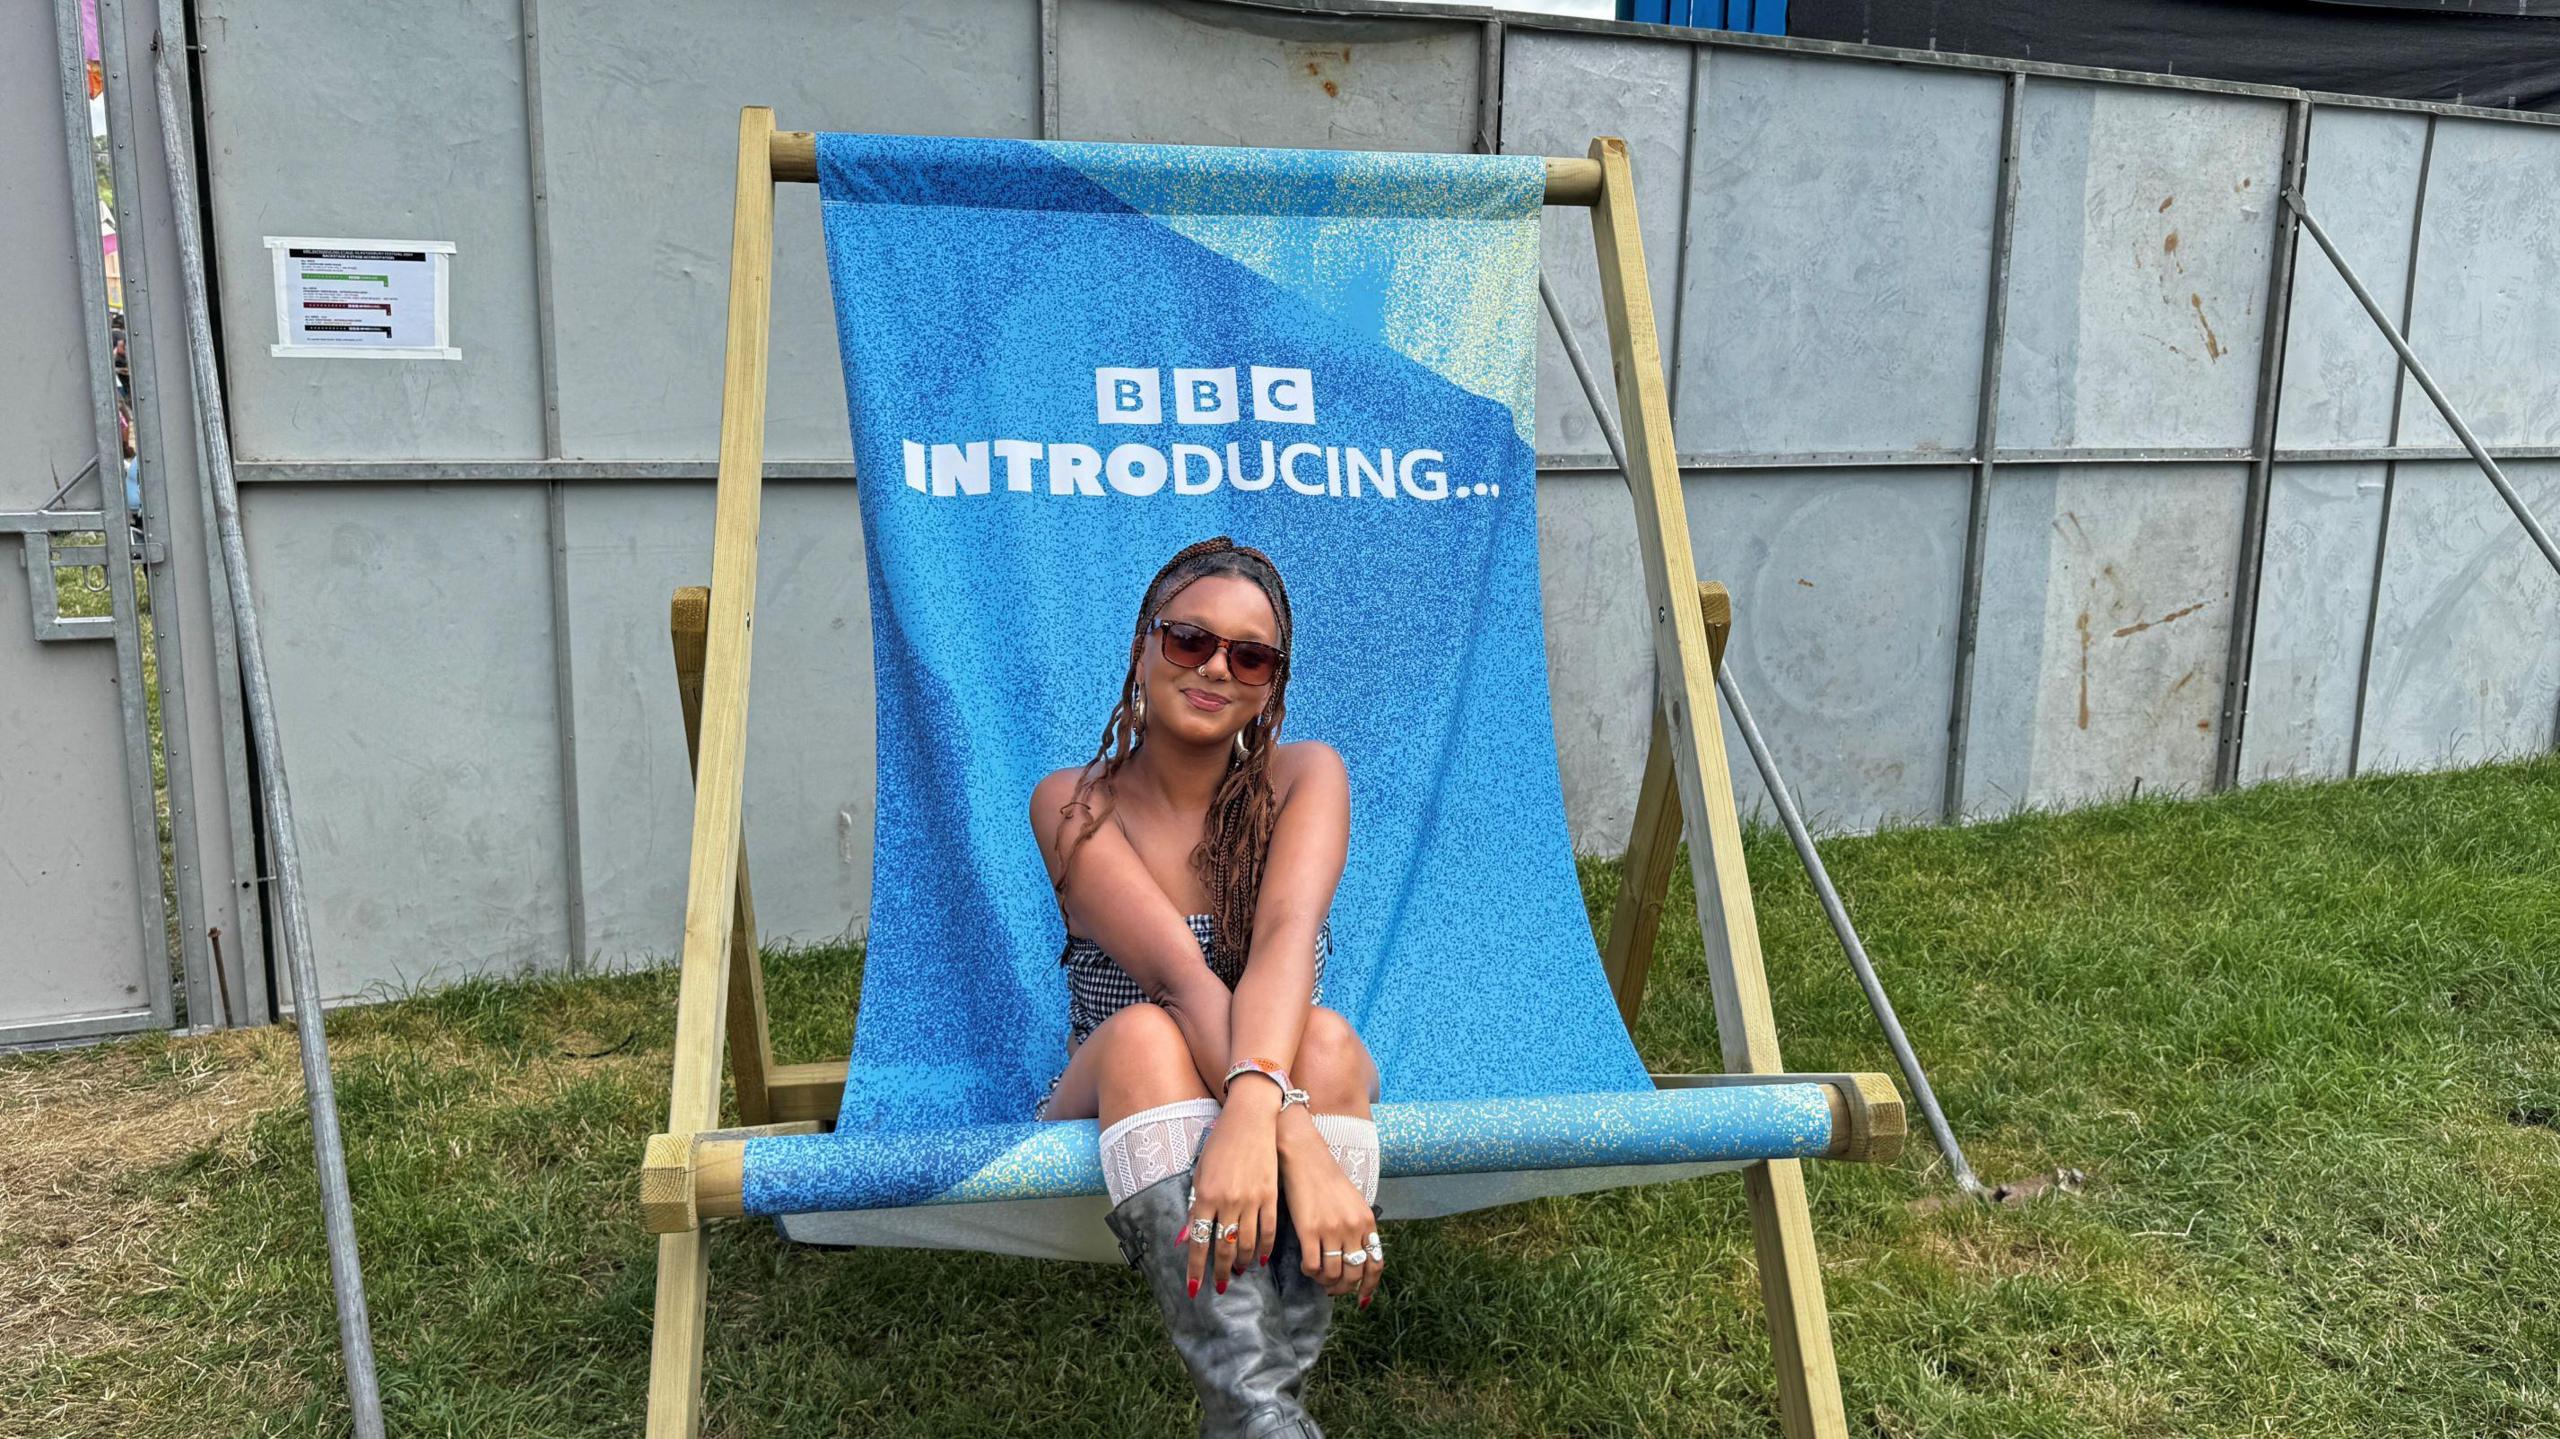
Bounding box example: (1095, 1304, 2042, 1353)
(5, 757, 2556, 1437)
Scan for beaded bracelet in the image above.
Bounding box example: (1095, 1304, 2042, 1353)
(1224, 1058, 1310, 1111)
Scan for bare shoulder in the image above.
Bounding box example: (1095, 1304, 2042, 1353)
(1268, 739, 1347, 800)
(1027, 764, 1104, 853)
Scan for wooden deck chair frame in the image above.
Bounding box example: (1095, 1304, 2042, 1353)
(640, 107, 1874, 1439)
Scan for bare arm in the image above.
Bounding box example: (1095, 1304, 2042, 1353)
(1220, 746, 1350, 1145)
(1030, 770, 1232, 1094)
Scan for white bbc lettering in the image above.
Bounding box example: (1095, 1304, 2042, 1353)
(1250, 366, 1316, 425)
(1095, 367, 1161, 425)
(1173, 368, 1239, 424)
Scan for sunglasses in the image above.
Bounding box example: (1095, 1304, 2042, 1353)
(1150, 618, 1286, 687)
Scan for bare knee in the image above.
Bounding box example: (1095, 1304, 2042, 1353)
(1295, 1006, 1376, 1111)
(1092, 1003, 1209, 1115)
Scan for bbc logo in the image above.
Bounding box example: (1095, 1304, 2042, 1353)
(1095, 366, 1315, 427)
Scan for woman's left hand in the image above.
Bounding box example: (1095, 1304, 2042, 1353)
(1279, 1132, 1384, 1308)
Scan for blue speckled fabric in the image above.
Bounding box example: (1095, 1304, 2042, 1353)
(749, 133, 1830, 1236)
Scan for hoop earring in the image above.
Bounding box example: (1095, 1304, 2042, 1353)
(1234, 729, 1250, 760)
(1131, 683, 1148, 731)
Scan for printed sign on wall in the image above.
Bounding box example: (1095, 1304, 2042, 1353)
(263, 237, 458, 360)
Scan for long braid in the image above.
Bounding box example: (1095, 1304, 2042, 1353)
(1053, 536, 1294, 964)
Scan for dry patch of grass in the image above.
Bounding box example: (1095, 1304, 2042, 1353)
(0, 1032, 297, 1382)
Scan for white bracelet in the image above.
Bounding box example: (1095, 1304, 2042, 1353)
(1226, 1066, 1310, 1111)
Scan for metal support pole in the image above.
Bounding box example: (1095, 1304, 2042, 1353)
(151, 35, 387, 1439)
(1540, 274, 1985, 1193)
(2285, 189, 2560, 580)
(1719, 667, 1983, 1194)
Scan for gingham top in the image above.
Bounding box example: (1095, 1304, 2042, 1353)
(1062, 913, 1331, 1049)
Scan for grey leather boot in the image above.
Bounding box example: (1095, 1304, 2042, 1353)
(1103, 1170, 1327, 1439)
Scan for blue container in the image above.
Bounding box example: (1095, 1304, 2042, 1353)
(1620, 0, 1787, 34)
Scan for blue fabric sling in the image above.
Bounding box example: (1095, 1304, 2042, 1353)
(741, 133, 1831, 1262)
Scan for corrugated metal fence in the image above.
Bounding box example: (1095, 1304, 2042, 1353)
(166, 0, 2560, 1005)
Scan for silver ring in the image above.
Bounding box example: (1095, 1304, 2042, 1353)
(1215, 1220, 1240, 1242)
(1186, 1218, 1214, 1246)
(1322, 1248, 1345, 1257)
(1365, 1239, 1385, 1263)
(1342, 1250, 1368, 1266)
(1363, 1231, 1381, 1250)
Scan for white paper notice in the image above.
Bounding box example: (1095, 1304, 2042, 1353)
(265, 237, 459, 360)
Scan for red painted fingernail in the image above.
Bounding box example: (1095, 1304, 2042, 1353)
(1188, 1278, 1200, 1298)
(1216, 1278, 1228, 1295)
(1359, 1293, 1370, 1309)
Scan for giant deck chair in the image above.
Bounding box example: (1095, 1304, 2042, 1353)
(639, 110, 1907, 1438)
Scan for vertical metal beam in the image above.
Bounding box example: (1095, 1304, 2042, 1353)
(521, 0, 587, 971)
(1473, 18, 1502, 157)
(150, 30, 386, 1438)
(1663, 43, 1706, 438)
(85, 0, 180, 1028)
(122, 0, 220, 1026)
(2213, 97, 2313, 791)
(1940, 70, 2023, 821)
(1038, 0, 1061, 140)
(158, 0, 272, 1024)
(2348, 113, 2435, 778)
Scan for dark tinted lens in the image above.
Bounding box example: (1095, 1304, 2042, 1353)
(1160, 621, 1219, 667)
(1227, 642, 1280, 685)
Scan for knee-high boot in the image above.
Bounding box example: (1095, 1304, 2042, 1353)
(1103, 1171, 1326, 1439)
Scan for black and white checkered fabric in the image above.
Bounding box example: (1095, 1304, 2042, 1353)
(1063, 912, 1332, 1049)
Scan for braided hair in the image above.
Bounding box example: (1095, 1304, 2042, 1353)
(1054, 536, 1295, 963)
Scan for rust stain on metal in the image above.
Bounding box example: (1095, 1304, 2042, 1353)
(2163, 230, 2179, 254)
(1797, 577, 1816, 588)
(2189, 293, 2225, 361)
(2159, 195, 2174, 212)
(2077, 611, 2093, 730)
(2114, 599, 2213, 638)
(2168, 667, 2197, 694)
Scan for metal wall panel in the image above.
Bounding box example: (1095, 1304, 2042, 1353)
(2357, 461, 2560, 773)
(1690, 467, 1971, 829)
(196, 0, 546, 460)
(536, 0, 1038, 462)
(0, 11, 90, 493)
(0, 0, 160, 1038)
(2397, 118, 2560, 450)
(1058, 0, 1482, 151)
(563, 482, 875, 965)
(2276, 106, 2428, 449)
(1673, 51, 2005, 457)
(2000, 84, 2286, 450)
(2235, 462, 2386, 781)
(1500, 30, 1690, 461)
(239, 485, 571, 1001)
(1962, 463, 2247, 815)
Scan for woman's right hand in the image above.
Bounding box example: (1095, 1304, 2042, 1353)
(1183, 1084, 1282, 1298)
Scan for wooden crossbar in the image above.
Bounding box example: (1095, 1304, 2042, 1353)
(641, 109, 1867, 1439)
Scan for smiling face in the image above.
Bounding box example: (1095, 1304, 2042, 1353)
(1139, 573, 1279, 751)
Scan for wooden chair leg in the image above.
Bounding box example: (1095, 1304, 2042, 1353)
(1602, 581, 1732, 1032)
(1587, 135, 1850, 1439)
(645, 1230, 711, 1439)
(674, 585, 777, 1128)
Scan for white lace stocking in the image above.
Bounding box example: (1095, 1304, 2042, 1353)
(1099, 1099, 1221, 1207)
(1096, 1101, 1381, 1209)
(1312, 1112, 1380, 1206)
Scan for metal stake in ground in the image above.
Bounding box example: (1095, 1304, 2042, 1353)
(1539, 272, 2043, 1201)
(151, 32, 387, 1439)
